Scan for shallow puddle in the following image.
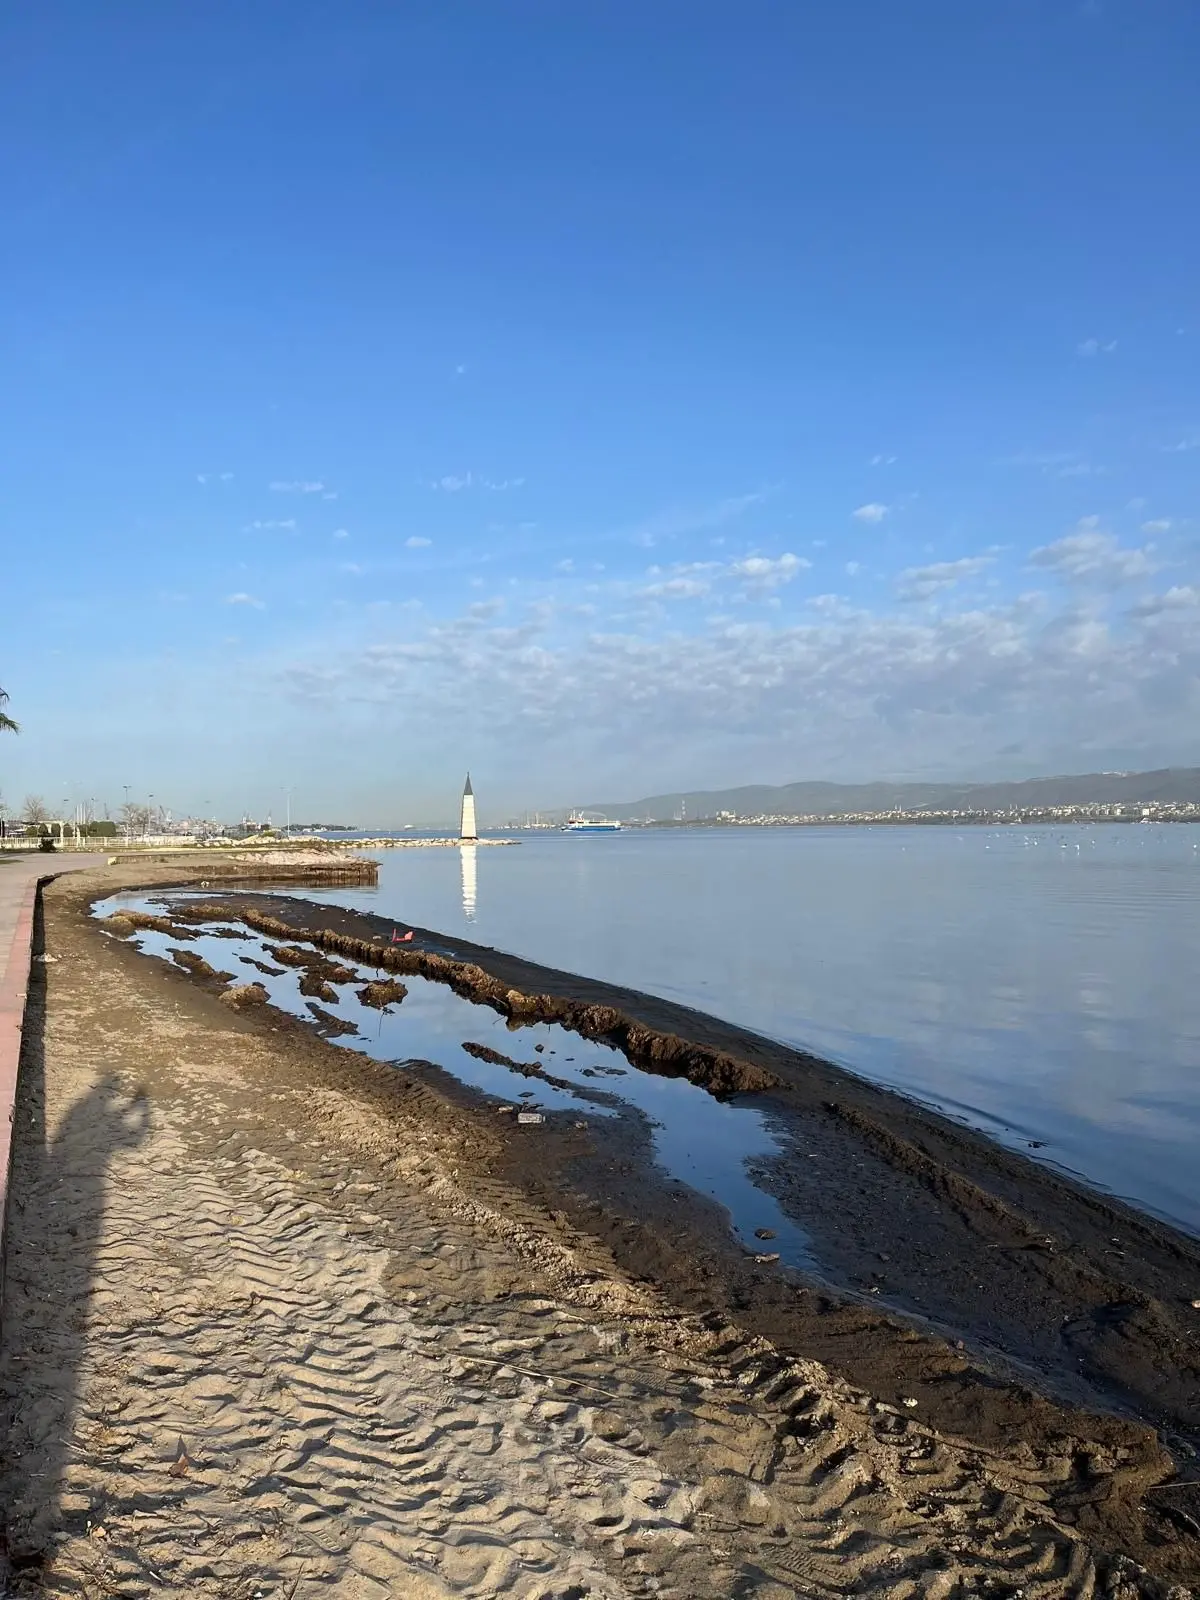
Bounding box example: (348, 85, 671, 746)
(93, 892, 812, 1266)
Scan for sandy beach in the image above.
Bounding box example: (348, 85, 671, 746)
(1, 859, 1197, 1597)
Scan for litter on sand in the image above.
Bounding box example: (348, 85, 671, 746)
(517, 1111, 545, 1125)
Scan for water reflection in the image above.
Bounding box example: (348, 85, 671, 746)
(460, 843, 477, 922)
(302, 824, 1200, 1236)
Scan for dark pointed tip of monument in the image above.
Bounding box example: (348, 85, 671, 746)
(463, 772, 473, 796)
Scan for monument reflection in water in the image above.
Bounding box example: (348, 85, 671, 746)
(460, 844, 477, 922)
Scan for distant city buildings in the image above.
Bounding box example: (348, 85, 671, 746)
(628, 801, 1200, 828)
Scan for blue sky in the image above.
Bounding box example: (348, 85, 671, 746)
(2, 0, 1198, 825)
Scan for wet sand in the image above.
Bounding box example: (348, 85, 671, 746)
(1, 861, 1198, 1596)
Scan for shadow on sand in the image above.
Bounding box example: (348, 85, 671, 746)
(0, 887, 150, 1583)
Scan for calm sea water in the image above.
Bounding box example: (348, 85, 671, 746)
(303, 826, 1200, 1238)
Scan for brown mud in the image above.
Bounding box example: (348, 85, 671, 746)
(357, 977, 409, 1009)
(219, 980, 269, 1010)
(7, 865, 1198, 1591)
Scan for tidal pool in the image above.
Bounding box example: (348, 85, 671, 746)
(93, 892, 812, 1268)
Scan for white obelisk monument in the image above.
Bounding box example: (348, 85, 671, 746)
(459, 773, 477, 841)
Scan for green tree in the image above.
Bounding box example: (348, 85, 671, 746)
(0, 687, 16, 735)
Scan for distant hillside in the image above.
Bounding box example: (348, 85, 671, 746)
(572, 768, 1200, 821)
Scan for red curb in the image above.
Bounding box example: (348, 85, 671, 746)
(0, 875, 39, 1265)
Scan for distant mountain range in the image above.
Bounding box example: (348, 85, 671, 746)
(572, 768, 1200, 822)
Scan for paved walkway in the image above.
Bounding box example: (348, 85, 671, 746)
(0, 853, 105, 1256)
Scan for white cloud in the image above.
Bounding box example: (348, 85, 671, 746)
(333, 528, 350, 540)
(897, 555, 994, 601)
(870, 454, 897, 467)
(220, 472, 234, 482)
(405, 536, 432, 549)
(1163, 435, 1200, 454)
(638, 553, 807, 602)
(852, 503, 889, 523)
(640, 577, 711, 601)
(1141, 519, 1172, 535)
(339, 562, 363, 576)
(638, 561, 719, 600)
(556, 559, 574, 572)
(1130, 585, 1200, 618)
(807, 593, 858, 619)
(196, 473, 208, 485)
(1029, 524, 1156, 587)
(729, 553, 810, 592)
(428, 471, 522, 492)
(270, 480, 326, 493)
(245, 519, 296, 532)
(276, 575, 1200, 781)
(225, 592, 265, 609)
(1077, 338, 1117, 357)
(845, 561, 862, 577)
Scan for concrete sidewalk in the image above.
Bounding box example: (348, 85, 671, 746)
(0, 853, 105, 1253)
